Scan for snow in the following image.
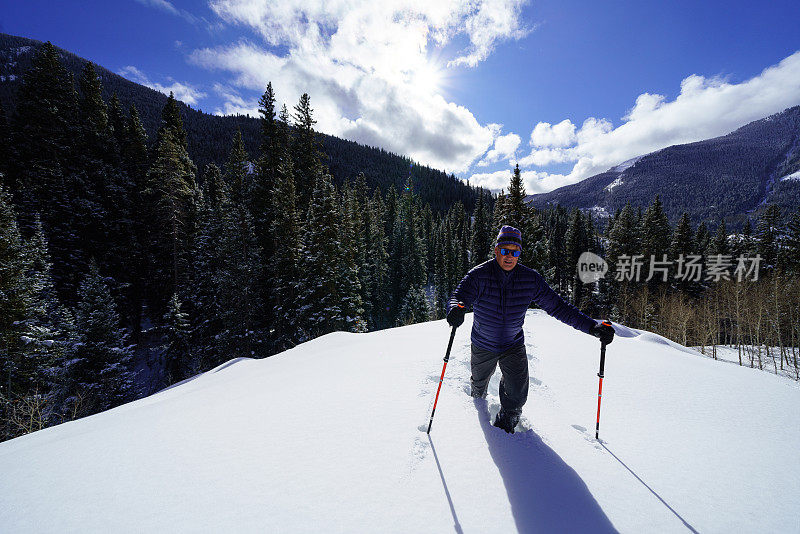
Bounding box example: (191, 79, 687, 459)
(1, 311, 799, 532)
(780, 169, 800, 181)
(693, 344, 799, 381)
(609, 156, 643, 174)
(590, 205, 611, 218)
(605, 176, 624, 192)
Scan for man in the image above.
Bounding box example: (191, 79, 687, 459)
(447, 225, 615, 433)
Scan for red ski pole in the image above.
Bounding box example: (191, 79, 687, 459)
(595, 320, 612, 441)
(427, 306, 463, 434)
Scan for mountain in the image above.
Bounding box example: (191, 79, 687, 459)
(1, 311, 797, 532)
(528, 107, 800, 228)
(0, 33, 479, 213)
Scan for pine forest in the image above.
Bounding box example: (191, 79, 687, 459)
(2, 43, 800, 442)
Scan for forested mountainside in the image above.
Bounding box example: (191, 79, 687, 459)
(0, 33, 478, 213)
(528, 106, 800, 229)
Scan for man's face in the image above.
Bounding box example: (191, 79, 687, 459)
(494, 244, 521, 271)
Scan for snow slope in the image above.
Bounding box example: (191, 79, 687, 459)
(1, 311, 799, 533)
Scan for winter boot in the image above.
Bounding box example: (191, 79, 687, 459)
(493, 410, 520, 434)
(470, 386, 487, 399)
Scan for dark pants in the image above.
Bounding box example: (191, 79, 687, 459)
(470, 343, 529, 416)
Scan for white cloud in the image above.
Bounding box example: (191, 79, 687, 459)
(518, 147, 574, 167)
(467, 166, 570, 195)
(521, 169, 571, 194)
(478, 132, 521, 166)
(515, 50, 800, 192)
(118, 66, 207, 106)
(466, 169, 515, 191)
(530, 119, 576, 147)
(135, 0, 202, 25)
(211, 83, 258, 116)
(447, 0, 531, 67)
(191, 0, 531, 172)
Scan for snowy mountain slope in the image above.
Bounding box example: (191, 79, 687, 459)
(1, 311, 798, 533)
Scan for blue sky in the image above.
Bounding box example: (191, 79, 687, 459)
(3, 0, 800, 193)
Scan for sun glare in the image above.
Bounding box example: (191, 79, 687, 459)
(409, 56, 450, 97)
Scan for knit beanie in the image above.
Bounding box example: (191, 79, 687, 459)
(496, 225, 522, 250)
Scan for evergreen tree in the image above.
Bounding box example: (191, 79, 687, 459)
(470, 190, 493, 264)
(225, 128, 250, 208)
(670, 212, 699, 296)
(339, 187, 367, 333)
(143, 126, 197, 313)
(0, 206, 74, 427)
(506, 164, 528, 229)
(365, 188, 390, 329)
(608, 203, 642, 264)
(292, 93, 323, 213)
(606, 202, 643, 315)
(756, 204, 781, 271)
(163, 293, 191, 383)
(121, 104, 150, 339)
(215, 202, 265, 358)
(564, 209, 588, 306)
(107, 93, 127, 155)
(78, 64, 140, 331)
(0, 186, 34, 405)
(267, 117, 302, 350)
(201, 163, 226, 210)
(21, 218, 77, 395)
(77, 63, 112, 159)
(9, 42, 84, 298)
(69, 262, 133, 415)
(492, 190, 508, 230)
(123, 105, 149, 192)
(215, 132, 264, 358)
(391, 178, 428, 320)
(252, 83, 279, 266)
(447, 201, 468, 284)
(156, 92, 187, 150)
(297, 173, 344, 339)
(352, 173, 372, 320)
(641, 196, 672, 288)
(525, 209, 550, 276)
(784, 208, 800, 274)
(695, 221, 711, 255)
(384, 185, 399, 241)
(422, 203, 435, 282)
(709, 220, 729, 256)
(0, 102, 9, 182)
(544, 205, 568, 290)
(187, 183, 228, 369)
(397, 285, 432, 326)
(738, 219, 755, 257)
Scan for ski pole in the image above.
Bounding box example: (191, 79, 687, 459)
(595, 320, 612, 441)
(427, 311, 462, 434)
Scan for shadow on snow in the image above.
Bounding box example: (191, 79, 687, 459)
(474, 398, 618, 533)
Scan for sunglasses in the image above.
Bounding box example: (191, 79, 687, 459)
(499, 248, 521, 257)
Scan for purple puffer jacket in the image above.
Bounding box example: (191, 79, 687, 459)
(448, 259, 596, 352)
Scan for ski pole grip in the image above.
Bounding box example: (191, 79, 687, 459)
(443, 324, 457, 362)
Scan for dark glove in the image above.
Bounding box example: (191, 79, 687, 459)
(447, 302, 466, 328)
(590, 321, 615, 345)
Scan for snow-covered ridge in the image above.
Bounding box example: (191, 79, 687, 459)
(609, 155, 643, 174)
(781, 169, 800, 181)
(603, 156, 644, 192)
(605, 176, 623, 192)
(1, 311, 797, 532)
